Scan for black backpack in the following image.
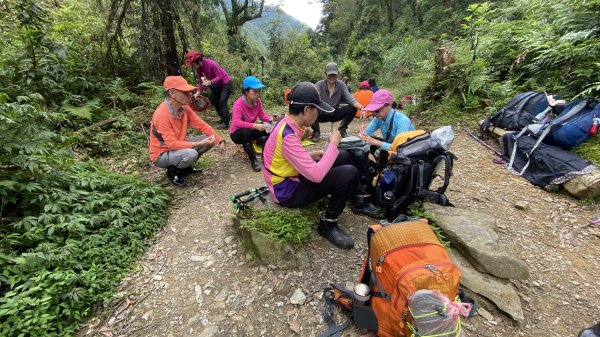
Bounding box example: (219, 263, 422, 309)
(376, 133, 455, 219)
(480, 91, 551, 138)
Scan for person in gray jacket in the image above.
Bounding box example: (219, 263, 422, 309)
(309, 63, 365, 141)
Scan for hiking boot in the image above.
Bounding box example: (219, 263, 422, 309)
(166, 166, 185, 186)
(339, 118, 352, 138)
(352, 194, 384, 218)
(217, 122, 228, 130)
(242, 142, 261, 172)
(310, 123, 321, 142)
(184, 166, 203, 174)
(317, 212, 354, 250)
(579, 322, 600, 337)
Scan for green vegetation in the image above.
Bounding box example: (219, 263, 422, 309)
(240, 207, 314, 245)
(408, 203, 450, 247)
(1, 0, 599, 335)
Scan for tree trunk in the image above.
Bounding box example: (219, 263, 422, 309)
(158, 0, 180, 75)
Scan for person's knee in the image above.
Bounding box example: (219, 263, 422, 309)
(339, 165, 360, 185)
(178, 149, 199, 167)
(337, 150, 353, 164)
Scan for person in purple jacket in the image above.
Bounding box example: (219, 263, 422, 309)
(229, 76, 276, 172)
(185, 50, 232, 129)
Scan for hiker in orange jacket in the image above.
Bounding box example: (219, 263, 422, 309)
(353, 81, 373, 118)
(149, 76, 226, 186)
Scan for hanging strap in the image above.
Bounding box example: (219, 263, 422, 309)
(317, 288, 351, 337)
(384, 112, 396, 143)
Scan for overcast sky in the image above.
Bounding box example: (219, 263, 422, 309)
(264, 0, 323, 30)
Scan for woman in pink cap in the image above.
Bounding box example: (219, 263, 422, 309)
(184, 50, 232, 129)
(358, 89, 415, 169)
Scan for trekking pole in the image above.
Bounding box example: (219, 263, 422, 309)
(463, 128, 505, 158)
(230, 186, 269, 210)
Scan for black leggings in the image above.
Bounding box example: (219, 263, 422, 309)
(230, 128, 268, 145)
(278, 150, 360, 219)
(311, 104, 356, 130)
(210, 82, 232, 123)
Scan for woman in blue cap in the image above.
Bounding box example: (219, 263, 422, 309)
(230, 76, 277, 171)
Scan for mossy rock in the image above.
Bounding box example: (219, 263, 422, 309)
(234, 216, 309, 269)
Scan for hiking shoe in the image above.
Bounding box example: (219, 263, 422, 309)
(185, 166, 203, 174)
(216, 122, 228, 129)
(579, 322, 600, 337)
(250, 158, 261, 172)
(309, 131, 320, 142)
(166, 166, 185, 186)
(352, 202, 384, 218)
(317, 212, 354, 250)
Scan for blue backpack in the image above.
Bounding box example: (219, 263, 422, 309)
(544, 98, 600, 149)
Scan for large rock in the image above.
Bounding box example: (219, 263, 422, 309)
(449, 249, 524, 322)
(235, 217, 309, 270)
(424, 203, 530, 280)
(563, 170, 600, 199)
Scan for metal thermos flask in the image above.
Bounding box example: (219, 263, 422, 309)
(353, 283, 371, 306)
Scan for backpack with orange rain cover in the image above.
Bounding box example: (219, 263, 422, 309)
(356, 218, 461, 337)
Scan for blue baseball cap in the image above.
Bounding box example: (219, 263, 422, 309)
(242, 76, 266, 90)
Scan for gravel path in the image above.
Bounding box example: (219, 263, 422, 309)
(80, 121, 600, 337)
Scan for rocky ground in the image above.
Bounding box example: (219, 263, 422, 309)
(79, 117, 600, 337)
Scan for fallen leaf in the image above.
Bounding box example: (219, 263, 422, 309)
(288, 320, 301, 334)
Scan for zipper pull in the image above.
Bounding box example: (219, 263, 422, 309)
(376, 254, 385, 272)
(426, 265, 444, 283)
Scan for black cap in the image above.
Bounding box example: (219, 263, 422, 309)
(289, 82, 334, 113)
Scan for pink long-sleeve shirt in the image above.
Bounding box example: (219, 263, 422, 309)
(262, 114, 339, 203)
(229, 96, 272, 134)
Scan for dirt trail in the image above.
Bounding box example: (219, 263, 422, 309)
(83, 121, 599, 337)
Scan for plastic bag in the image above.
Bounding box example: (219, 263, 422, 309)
(407, 289, 471, 337)
(431, 126, 454, 150)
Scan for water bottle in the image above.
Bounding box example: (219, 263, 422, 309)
(382, 191, 394, 207)
(352, 283, 371, 306)
(589, 118, 599, 136)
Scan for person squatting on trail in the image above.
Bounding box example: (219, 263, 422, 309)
(261, 82, 361, 250)
(149, 76, 226, 186)
(184, 50, 232, 129)
(358, 89, 415, 168)
(309, 62, 365, 142)
(229, 76, 277, 172)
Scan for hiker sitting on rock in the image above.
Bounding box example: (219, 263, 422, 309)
(261, 82, 360, 250)
(149, 76, 226, 186)
(230, 76, 277, 172)
(358, 89, 415, 168)
(309, 62, 365, 142)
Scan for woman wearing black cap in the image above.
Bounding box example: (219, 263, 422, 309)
(261, 82, 359, 249)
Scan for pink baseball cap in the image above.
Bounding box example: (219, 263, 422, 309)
(364, 89, 394, 112)
(359, 81, 369, 89)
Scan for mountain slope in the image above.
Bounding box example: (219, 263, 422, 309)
(242, 5, 311, 54)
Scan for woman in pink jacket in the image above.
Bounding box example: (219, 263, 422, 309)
(229, 76, 276, 172)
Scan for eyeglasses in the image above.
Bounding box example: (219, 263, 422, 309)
(372, 104, 387, 115)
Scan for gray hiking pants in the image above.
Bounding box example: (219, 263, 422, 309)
(154, 135, 213, 169)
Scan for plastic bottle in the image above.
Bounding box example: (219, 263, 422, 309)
(589, 118, 599, 136)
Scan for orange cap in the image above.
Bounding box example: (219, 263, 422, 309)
(163, 76, 196, 91)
